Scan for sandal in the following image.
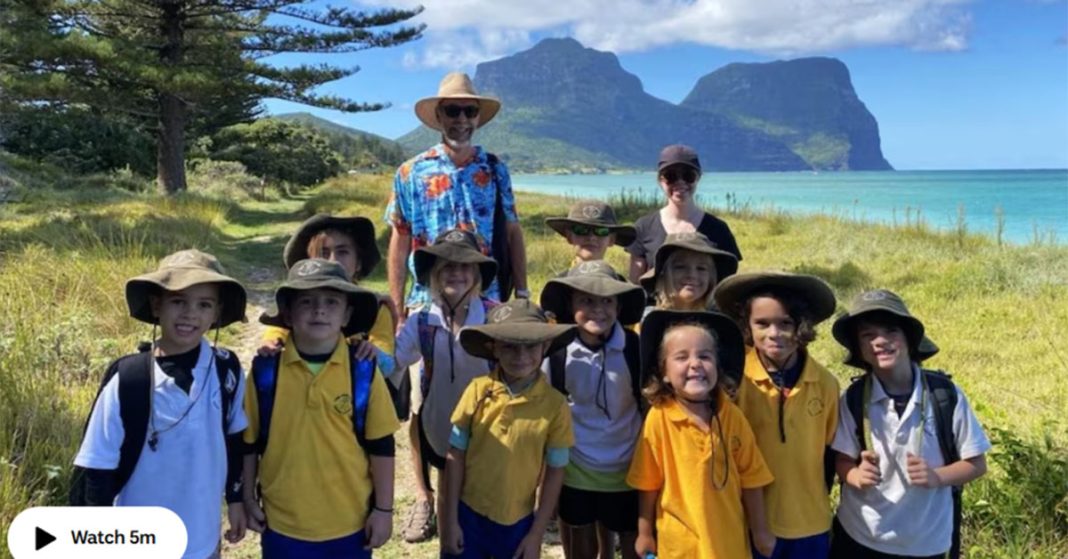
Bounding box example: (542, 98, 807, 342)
(402, 499, 437, 543)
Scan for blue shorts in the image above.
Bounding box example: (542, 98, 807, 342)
(262, 528, 370, 559)
(753, 531, 830, 559)
(442, 501, 534, 559)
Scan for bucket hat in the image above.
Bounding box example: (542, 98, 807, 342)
(125, 249, 247, 327)
(260, 258, 380, 337)
(832, 289, 927, 368)
(415, 72, 501, 131)
(540, 260, 646, 326)
(639, 232, 739, 293)
(544, 200, 637, 247)
(283, 214, 380, 279)
(459, 299, 576, 361)
(413, 229, 498, 291)
(713, 271, 837, 324)
(657, 144, 701, 173)
(640, 309, 745, 386)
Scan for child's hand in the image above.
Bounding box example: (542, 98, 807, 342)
(243, 498, 266, 533)
(634, 532, 657, 557)
(363, 508, 392, 549)
(511, 531, 541, 559)
(442, 521, 464, 555)
(906, 452, 941, 488)
(256, 339, 283, 357)
(351, 339, 375, 362)
(225, 502, 247, 543)
(751, 528, 777, 557)
(848, 450, 882, 489)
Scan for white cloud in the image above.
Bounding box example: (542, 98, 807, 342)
(364, 0, 975, 68)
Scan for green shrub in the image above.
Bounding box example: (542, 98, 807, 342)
(209, 120, 342, 187)
(188, 159, 273, 202)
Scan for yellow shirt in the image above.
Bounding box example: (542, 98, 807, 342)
(242, 335, 401, 541)
(627, 396, 773, 559)
(262, 303, 395, 355)
(451, 371, 574, 525)
(737, 348, 840, 538)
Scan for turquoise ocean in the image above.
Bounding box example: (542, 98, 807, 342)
(512, 169, 1068, 245)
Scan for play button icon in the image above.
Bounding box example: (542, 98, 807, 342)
(35, 528, 55, 551)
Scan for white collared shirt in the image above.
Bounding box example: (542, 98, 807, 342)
(832, 364, 990, 556)
(75, 339, 247, 559)
(395, 299, 492, 457)
(540, 323, 642, 473)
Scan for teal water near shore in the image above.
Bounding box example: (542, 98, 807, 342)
(511, 169, 1068, 245)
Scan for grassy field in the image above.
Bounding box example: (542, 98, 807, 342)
(0, 171, 1065, 558)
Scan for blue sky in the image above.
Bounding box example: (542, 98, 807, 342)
(263, 0, 1068, 170)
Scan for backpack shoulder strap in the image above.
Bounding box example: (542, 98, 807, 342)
(844, 374, 867, 452)
(623, 328, 642, 404)
(114, 350, 154, 491)
(548, 348, 568, 396)
(250, 353, 281, 455)
(349, 344, 375, 448)
(417, 308, 436, 400)
(480, 296, 498, 313)
(921, 368, 962, 559)
(212, 347, 241, 435)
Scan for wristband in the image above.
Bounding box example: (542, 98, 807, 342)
(515, 288, 531, 299)
(373, 505, 393, 514)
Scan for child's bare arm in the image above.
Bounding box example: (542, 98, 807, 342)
(442, 446, 467, 555)
(513, 465, 565, 559)
(907, 452, 987, 489)
(742, 487, 776, 557)
(634, 490, 658, 556)
(241, 454, 266, 533)
(363, 454, 395, 549)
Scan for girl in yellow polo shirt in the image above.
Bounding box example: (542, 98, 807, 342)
(713, 272, 840, 559)
(627, 310, 775, 559)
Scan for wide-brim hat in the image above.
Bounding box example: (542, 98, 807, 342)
(414, 229, 498, 290)
(259, 258, 380, 338)
(640, 309, 745, 386)
(639, 232, 739, 292)
(125, 249, 247, 328)
(713, 271, 837, 324)
(283, 214, 380, 279)
(831, 289, 925, 369)
(459, 299, 576, 361)
(544, 200, 637, 247)
(415, 72, 501, 132)
(540, 260, 646, 325)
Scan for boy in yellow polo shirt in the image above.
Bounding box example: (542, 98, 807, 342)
(714, 272, 840, 559)
(442, 299, 577, 558)
(242, 259, 400, 558)
(627, 310, 775, 559)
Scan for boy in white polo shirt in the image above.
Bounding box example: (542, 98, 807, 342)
(72, 249, 250, 559)
(830, 290, 990, 559)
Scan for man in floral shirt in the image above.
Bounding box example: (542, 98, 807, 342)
(386, 72, 529, 315)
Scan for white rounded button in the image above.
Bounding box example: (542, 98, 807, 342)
(7, 507, 187, 558)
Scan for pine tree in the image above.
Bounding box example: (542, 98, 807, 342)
(0, 0, 423, 193)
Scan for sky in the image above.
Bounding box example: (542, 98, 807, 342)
(262, 0, 1068, 170)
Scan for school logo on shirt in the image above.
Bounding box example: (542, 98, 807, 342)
(807, 397, 825, 417)
(333, 394, 353, 415)
(730, 435, 742, 453)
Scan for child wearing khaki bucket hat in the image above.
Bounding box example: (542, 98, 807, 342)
(828, 289, 990, 559)
(545, 200, 636, 279)
(640, 231, 739, 313)
(441, 299, 576, 559)
(713, 271, 840, 559)
(72, 249, 251, 557)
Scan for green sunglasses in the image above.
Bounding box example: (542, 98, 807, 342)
(571, 224, 613, 237)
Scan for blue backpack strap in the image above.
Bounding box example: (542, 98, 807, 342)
(417, 309, 435, 401)
(349, 344, 375, 447)
(250, 354, 280, 455)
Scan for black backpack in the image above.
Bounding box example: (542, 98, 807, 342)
(844, 369, 963, 559)
(487, 152, 513, 302)
(70, 345, 241, 505)
(548, 328, 643, 408)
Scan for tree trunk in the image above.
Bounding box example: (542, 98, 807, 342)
(156, 0, 186, 195)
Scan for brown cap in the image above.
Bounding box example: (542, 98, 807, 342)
(657, 144, 701, 173)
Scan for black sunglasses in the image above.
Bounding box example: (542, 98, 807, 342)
(440, 105, 480, 119)
(571, 224, 612, 237)
(661, 168, 699, 184)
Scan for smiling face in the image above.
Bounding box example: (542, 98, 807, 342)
(658, 164, 701, 205)
(433, 260, 478, 305)
(151, 283, 221, 354)
(565, 229, 614, 261)
(748, 295, 801, 369)
(493, 340, 550, 383)
(570, 290, 618, 344)
(285, 288, 353, 352)
(661, 325, 719, 401)
(855, 315, 912, 373)
(437, 99, 480, 150)
(666, 250, 716, 308)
